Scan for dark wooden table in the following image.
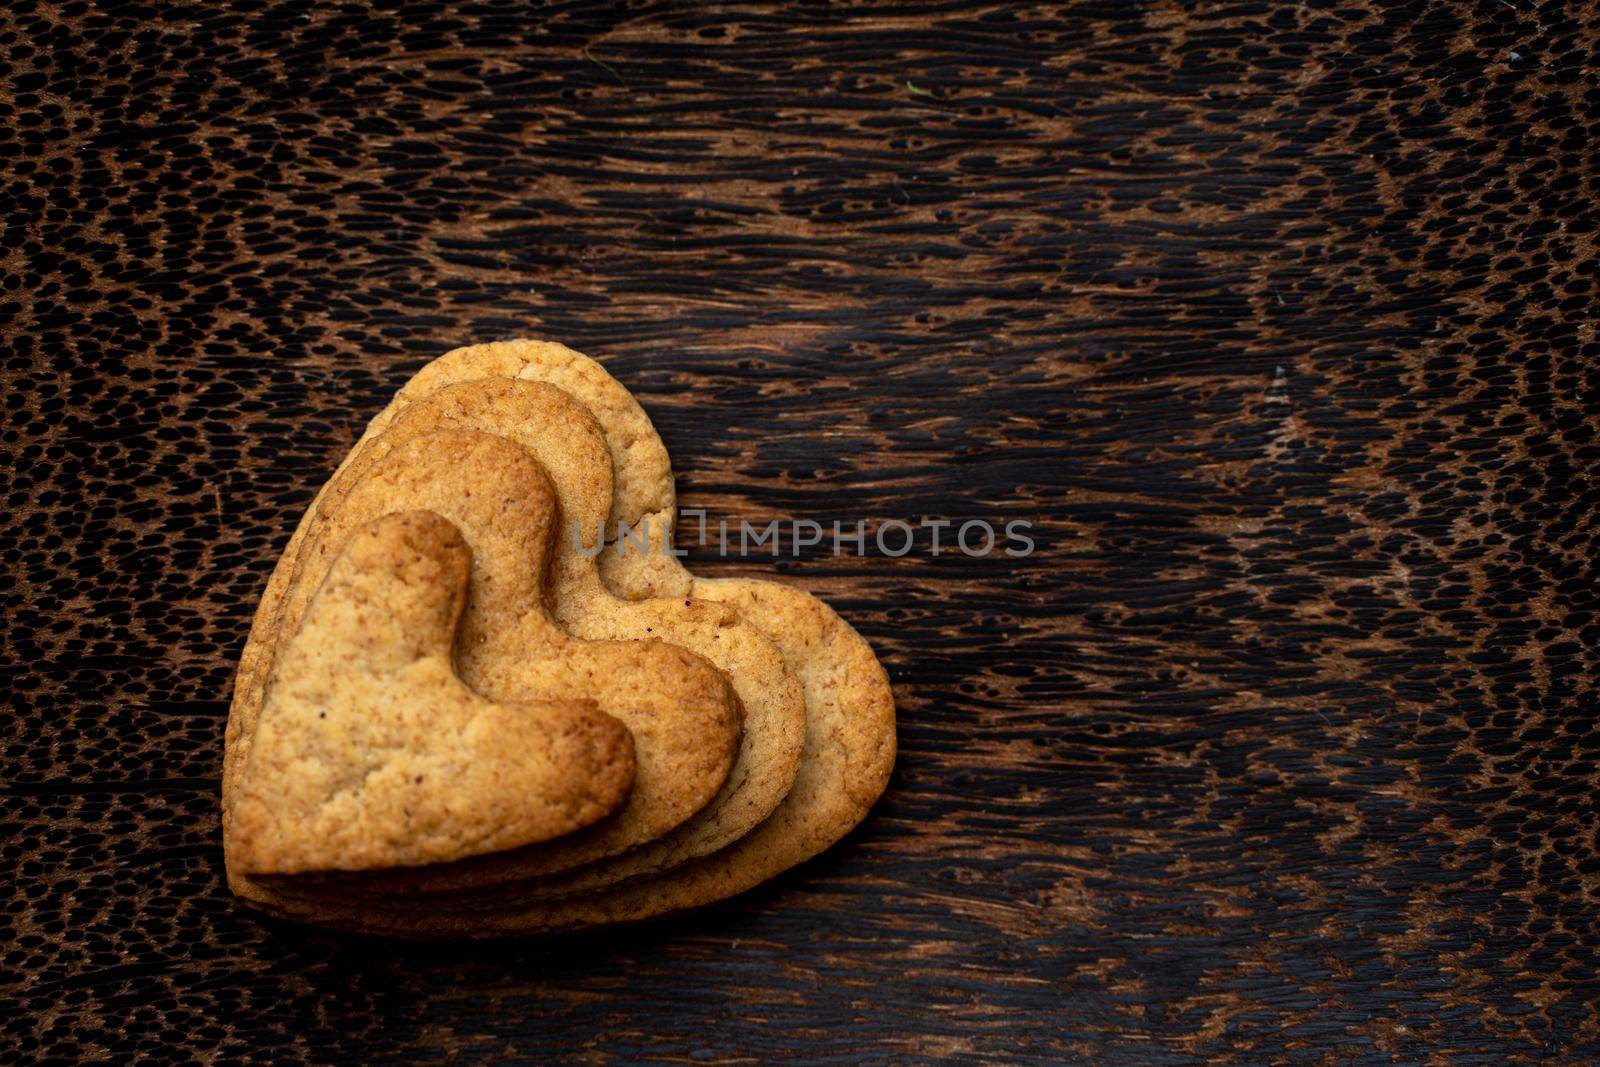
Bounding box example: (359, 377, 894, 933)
(5, 2, 1598, 1063)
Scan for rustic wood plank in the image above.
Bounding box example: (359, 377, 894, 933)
(3, 1, 1598, 1062)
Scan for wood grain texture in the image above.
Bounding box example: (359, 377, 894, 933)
(3, 1, 1597, 1062)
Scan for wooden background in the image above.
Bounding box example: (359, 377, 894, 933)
(4, 1, 1598, 1063)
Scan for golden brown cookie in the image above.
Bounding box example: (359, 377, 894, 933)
(244, 341, 896, 935)
(248, 381, 807, 899)
(226, 432, 743, 899)
(226, 510, 635, 877)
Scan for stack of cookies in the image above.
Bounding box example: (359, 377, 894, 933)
(222, 341, 896, 937)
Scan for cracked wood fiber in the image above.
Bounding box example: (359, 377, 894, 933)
(3, 1, 1598, 1064)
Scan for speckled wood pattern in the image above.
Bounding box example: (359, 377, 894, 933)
(3, 1, 1598, 1063)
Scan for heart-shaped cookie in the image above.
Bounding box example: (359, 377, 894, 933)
(232, 341, 896, 936)
(227, 510, 635, 877)
(227, 428, 746, 899)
